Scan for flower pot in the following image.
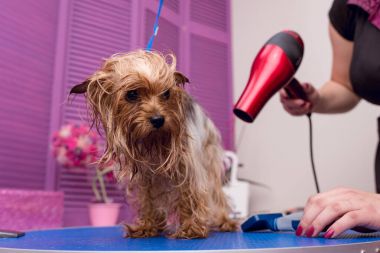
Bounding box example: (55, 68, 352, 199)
(88, 203, 121, 226)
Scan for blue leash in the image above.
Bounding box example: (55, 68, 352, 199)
(145, 0, 164, 51)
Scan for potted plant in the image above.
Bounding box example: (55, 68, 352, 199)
(52, 124, 121, 226)
(88, 161, 121, 226)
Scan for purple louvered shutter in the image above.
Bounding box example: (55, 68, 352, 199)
(142, 0, 233, 149)
(0, 0, 59, 189)
(51, 0, 135, 226)
(187, 0, 233, 149)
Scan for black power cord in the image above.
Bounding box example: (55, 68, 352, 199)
(307, 113, 320, 193)
(285, 79, 320, 194)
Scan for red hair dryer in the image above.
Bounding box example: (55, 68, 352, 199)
(234, 31, 308, 122)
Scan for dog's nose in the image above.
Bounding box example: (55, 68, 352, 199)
(150, 115, 165, 129)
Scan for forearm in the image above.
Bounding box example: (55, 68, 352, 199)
(312, 80, 360, 113)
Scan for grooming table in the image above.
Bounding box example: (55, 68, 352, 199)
(1, 226, 380, 253)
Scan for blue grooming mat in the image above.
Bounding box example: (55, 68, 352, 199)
(0, 226, 380, 252)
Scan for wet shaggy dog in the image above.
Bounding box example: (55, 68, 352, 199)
(70, 50, 238, 238)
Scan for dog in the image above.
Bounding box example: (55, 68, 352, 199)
(70, 50, 238, 238)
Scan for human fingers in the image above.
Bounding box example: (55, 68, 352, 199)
(307, 199, 357, 237)
(280, 97, 310, 116)
(301, 83, 320, 107)
(279, 89, 289, 99)
(296, 188, 352, 236)
(282, 104, 310, 116)
(326, 210, 370, 238)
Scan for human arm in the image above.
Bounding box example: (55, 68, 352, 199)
(279, 23, 361, 115)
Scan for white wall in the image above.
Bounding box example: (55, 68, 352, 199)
(232, 0, 379, 214)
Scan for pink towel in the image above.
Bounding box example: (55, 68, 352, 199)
(348, 0, 380, 29)
(0, 189, 64, 231)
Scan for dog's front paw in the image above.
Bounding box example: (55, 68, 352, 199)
(169, 223, 209, 239)
(124, 223, 159, 238)
(218, 218, 239, 232)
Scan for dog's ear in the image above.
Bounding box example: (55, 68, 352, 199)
(70, 79, 90, 94)
(174, 71, 190, 86)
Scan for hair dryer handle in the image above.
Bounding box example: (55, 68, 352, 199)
(284, 78, 309, 102)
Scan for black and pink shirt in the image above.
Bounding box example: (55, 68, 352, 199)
(329, 0, 380, 105)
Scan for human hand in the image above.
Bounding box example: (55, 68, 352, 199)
(296, 187, 380, 238)
(279, 83, 320, 116)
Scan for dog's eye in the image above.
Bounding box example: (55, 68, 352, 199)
(126, 90, 139, 102)
(162, 89, 170, 100)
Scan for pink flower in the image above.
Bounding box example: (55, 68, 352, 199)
(52, 124, 100, 169)
(52, 123, 119, 203)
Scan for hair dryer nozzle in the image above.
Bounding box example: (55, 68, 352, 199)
(234, 31, 304, 123)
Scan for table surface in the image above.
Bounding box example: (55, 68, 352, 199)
(1, 226, 380, 253)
